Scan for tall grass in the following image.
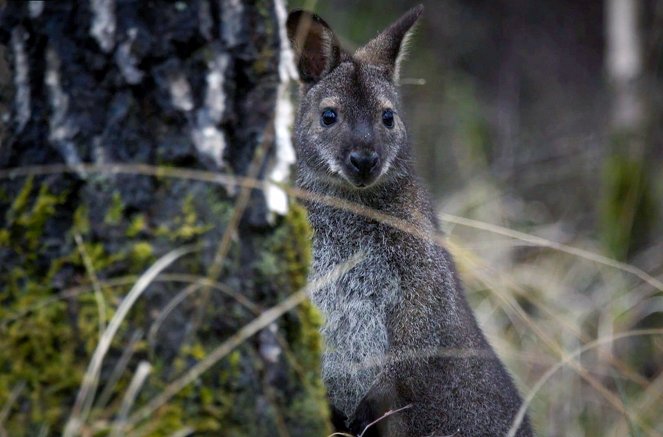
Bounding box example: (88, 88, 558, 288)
(1, 164, 661, 436)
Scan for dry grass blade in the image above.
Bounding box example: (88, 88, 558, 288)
(125, 252, 366, 431)
(192, 124, 272, 332)
(110, 361, 152, 437)
(2, 273, 260, 328)
(74, 232, 107, 341)
(438, 212, 663, 293)
(160, 273, 261, 313)
(94, 329, 144, 411)
(63, 245, 198, 437)
(2, 165, 661, 435)
(147, 282, 203, 350)
(1, 163, 659, 293)
(167, 428, 194, 437)
(0, 381, 25, 437)
(1, 276, 138, 327)
(506, 329, 663, 437)
(610, 369, 663, 437)
(36, 425, 49, 437)
(464, 251, 660, 435)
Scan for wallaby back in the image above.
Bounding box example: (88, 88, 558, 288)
(287, 6, 533, 437)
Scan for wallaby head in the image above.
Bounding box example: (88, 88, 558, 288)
(287, 6, 423, 190)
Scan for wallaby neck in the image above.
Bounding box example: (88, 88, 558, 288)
(296, 158, 430, 221)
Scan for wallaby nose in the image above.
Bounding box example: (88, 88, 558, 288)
(349, 151, 379, 176)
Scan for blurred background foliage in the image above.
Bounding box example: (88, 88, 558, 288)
(291, 0, 663, 435)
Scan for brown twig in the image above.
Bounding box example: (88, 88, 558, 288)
(358, 404, 412, 437)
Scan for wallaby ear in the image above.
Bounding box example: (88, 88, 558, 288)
(287, 10, 343, 84)
(355, 5, 423, 82)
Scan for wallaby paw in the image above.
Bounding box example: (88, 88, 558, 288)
(350, 402, 380, 437)
(349, 397, 381, 437)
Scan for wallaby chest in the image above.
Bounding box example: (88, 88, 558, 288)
(307, 209, 402, 416)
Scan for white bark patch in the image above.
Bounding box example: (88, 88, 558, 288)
(265, 0, 299, 218)
(168, 72, 194, 112)
(90, 0, 116, 53)
(259, 323, 282, 363)
(11, 27, 30, 133)
(191, 53, 229, 170)
(115, 28, 144, 84)
(204, 54, 229, 123)
(606, 0, 641, 81)
(28, 1, 45, 18)
(191, 126, 226, 169)
(220, 0, 244, 47)
(606, 0, 643, 128)
(46, 47, 84, 174)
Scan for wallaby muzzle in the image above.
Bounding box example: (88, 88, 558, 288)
(342, 149, 381, 187)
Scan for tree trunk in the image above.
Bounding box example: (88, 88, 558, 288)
(0, 1, 330, 436)
(601, 0, 657, 260)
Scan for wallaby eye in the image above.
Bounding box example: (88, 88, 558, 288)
(382, 109, 395, 128)
(321, 108, 337, 126)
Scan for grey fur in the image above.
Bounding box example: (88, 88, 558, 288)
(288, 6, 533, 436)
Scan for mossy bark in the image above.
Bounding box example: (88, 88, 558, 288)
(0, 1, 330, 436)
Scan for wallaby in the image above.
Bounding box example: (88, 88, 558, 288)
(287, 6, 533, 437)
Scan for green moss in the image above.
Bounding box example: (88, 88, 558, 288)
(105, 191, 124, 225)
(0, 177, 330, 436)
(252, 203, 332, 434)
(145, 404, 186, 436)
(0, 186, 9, 202)
(218, 350, 242, 386)
(254, 203, 312, 291)
(282, 203, 313, 288)
(292, 300, 324, 367)
(82, 242, 126, 271)
(130, 241, 154, 264)
(155, 193, 213, 241)
(73, 205, 90, 235)
(4, 178, 67, 253)
(7, 176, 34, 221)
(0, 229, 9, 246)
(127, 214, 147, 237)
(0, 292, 92, 434)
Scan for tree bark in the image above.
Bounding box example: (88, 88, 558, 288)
(0, 1, 330, 436)
(601, 0, 657, 260)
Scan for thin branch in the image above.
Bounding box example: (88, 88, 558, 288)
(358, 404, 412, 437)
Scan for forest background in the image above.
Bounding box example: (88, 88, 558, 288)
(1, 0, 662, 436)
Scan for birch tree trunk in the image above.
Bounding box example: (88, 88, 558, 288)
(0, 1, 330, 436)
(601, 0, 656, 260)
